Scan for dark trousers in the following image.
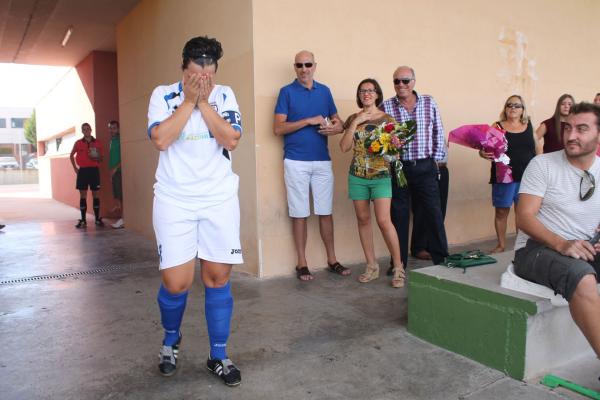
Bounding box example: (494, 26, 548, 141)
(411, 165, 449, 255)
(391, 159, 449, 266)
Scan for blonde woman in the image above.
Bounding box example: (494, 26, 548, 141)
(340, 78, 404, 288)
(479, 95, 536, 253)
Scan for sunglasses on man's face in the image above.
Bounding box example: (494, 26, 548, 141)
(393, 78, 413, 86)
(505, 103, 523, 109)
(294, 62, 314, 69)
(580, 170, 596, 201)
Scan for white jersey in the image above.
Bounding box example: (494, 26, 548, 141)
(515, 151, 600, 250)
(148, 81, 242, 210)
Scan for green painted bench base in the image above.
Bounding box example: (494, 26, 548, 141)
(408, 268, 536, 379)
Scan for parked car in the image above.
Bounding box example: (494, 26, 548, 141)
(0, 156, 19, 169)
(26, 158, 38, 169)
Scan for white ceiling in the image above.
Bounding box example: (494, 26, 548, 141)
(0, 0, 140, 66)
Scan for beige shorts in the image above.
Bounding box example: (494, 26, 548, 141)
(284, 159, 333, 218)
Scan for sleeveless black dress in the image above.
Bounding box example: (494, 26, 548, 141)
(489, 121, 536, 183)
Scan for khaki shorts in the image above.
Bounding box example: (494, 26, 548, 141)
(283, 159, 333, 218)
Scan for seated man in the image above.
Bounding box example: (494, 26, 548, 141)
(515, 102, 600, 361)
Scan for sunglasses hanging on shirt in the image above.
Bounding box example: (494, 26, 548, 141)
(580, 170, 595, 201)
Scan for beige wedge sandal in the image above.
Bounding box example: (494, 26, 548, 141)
(358, 263, 379, 283)
(391, 265, 406, 288)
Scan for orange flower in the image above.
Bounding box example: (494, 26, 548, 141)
(370, 141, 381, 153)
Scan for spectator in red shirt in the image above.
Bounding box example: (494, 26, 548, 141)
(69, 122, 104, 228)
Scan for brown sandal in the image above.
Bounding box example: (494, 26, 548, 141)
(295, 266, 314, 281)
(328, 261, 351, 276)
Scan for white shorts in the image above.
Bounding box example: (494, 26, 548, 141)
(153, 195, 243, 270)
(284, 159, 334, 218)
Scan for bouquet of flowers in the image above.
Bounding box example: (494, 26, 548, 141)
(449, 124, 513, 183)
(363, 120, 416, 187)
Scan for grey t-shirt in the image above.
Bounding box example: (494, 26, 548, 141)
(515, 151, 600, 250)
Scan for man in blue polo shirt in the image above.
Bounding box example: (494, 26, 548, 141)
(274, 50, 348, 281)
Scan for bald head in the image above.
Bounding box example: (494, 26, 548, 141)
(295, 50, 315, 63)
(393, 66, 415, 79)
(293, 50, 316, 88)
(393, 66, 416, 100)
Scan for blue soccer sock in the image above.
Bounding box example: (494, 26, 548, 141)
(205, 281, 233, 360)
(157, 284, 188, 346)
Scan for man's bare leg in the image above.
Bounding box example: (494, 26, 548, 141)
(570, 274, 600, 358)
(292, 217, 312, 281)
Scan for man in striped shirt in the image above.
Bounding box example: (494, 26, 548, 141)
(380, 66, 449, 271)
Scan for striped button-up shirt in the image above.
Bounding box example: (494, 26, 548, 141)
(380, 91, 446, 162)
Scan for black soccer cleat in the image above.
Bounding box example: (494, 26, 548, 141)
(207, 357, 241, 386)
(158, 335, 181, 377)
(75, 219, 87, 229)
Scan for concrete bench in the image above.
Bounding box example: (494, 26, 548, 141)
(407, 250, 594, 380)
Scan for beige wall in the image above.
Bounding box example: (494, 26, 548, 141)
(252, 0, 600, 276)
(37, 68, 95, 143)
(117, 0, 600, 277)
(116, 0, 257, 274)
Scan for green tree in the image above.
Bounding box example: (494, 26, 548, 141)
(24, 110, 36, 148)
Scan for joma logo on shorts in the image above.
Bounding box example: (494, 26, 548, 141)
(230, 249, 242, 254)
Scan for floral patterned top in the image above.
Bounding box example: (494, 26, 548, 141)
(348, 113, 396, 179)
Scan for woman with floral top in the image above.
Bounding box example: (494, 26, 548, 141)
(340, 78, 404, 288)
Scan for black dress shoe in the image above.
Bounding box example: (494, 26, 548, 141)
(386, 259, 395, 276)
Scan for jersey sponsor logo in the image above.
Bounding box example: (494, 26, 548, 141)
(230, 248, 242, 255)
(178, 131, 212, 141)
(222, 110, 242, 132)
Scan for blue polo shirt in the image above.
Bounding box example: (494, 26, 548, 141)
(274, 79, 338, 161)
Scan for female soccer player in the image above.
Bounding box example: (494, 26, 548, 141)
(147, 36, 243, 386)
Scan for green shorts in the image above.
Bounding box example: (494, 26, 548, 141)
(348, 174, 392, 200)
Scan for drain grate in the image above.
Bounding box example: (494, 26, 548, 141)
(0, 265, 132, 285)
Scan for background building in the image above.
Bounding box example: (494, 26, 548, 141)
(0, 106, 34, 167)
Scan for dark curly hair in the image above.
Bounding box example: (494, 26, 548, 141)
(181, 36, 223, 70)
(356, 78, 383, 108)
(571, 102, 600, 131)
